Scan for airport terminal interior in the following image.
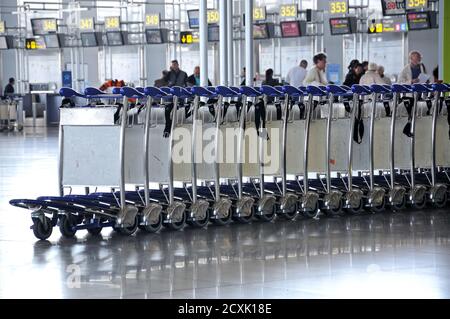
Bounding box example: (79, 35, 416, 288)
(1, 0, 450, 299)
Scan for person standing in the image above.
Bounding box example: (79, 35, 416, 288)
(398, 51, 428, 84)
(377, 65, 392, 85)
(164, 60, 188, 87)
(262, 68, 281, 87)
(303, 53, 328, 86)
(187, 66, 212, 87)
(4, 78, 15, 96)
(285, 60, 308, 87)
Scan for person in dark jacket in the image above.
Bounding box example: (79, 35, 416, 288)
(4, 78, 15, 96)
(262, 68, 281, 87)
(164, 60, 188, 87)
(154, 70, 169, 87)
(187, 66, 212, 87)
(343, 60, 363, 87)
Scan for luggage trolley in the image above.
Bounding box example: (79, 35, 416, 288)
(9, 87, 145, 239)
(236, 86, 277, 222)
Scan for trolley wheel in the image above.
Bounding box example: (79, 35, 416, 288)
(87, 227, 103, 236)
(256, 205, 277, 222)
(59, 215, 77, 238)
(116, 216, 139, 236)
(302, 201, 320, 219)
(233, 206, 254, 224)
(138, 214, 163, 233)
(391, 195, 407, 211)
(165, 211, 187, 231)
(32, 216, 53, 240)
(188, 210, 210, 229)
(370, 198, 386, 213)
(412, 195, 427, 210)
(433, 192, 448, 209)
(345, 199, 364, 215)
(212, 211, 232, 226)
(324, 200, 344, 217)
(282, 204, 298, 220)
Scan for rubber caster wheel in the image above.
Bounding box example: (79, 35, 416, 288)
(188, 211, 210, 229)
(165, 212, 187, 231)
(370, 199, 386, 214)
(345, 199, 364, 215)
(391, 196, 406, 211)
(32, 216, 53, 240)
(256, 206, 277, 222)
(138, 214, 163, 233)
(412, 196, 427, 210)
(87, 227, 103, 236)
(116, 216, 139, 236)
(302, 202, 320, 219)
(212, 212, 232, 226)
(324, 200, 344, 217)
(432, 192, 448, 209)
(59, 215, 77, 238)
(233, 207, 254, 224)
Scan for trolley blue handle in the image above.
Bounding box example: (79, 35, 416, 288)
(216, 86, 240, 98)
(121, 87, 145, 98)
(370, 84, 391, 94)
(84, 87, 105, 96)
(351, 84, 372, 96)
(306, 85, 327, 97)
(432, 83, 450, 92)
(260, 85, 283, 97)
(411, 84, 431, 93)
(170, 86, 192, 98)
(240, 86, 261, 97)
(327, 85, 350, 96)
(136, 87, 145, 94)
(144, 86, 168, 98)
(391, 84, 412, 93)
(191, 86, 216, 98)
(112, 87, 121, 95)
(282, 85, 302, 97)
(59, 87, 85, 98)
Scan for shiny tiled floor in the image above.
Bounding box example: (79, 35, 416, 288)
(1, 127, 450, 299)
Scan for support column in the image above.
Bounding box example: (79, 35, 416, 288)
(227, 0, 234, 85)
(439, 0, 450, 82)
(199, 0, 208, 86)
(245, 0, 254, 86)
(219, 0, 228, 85)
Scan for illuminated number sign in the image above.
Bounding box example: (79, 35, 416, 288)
(253, 7, 266, 21)
(79, 18, 94, 30)
(43, 19, 57, 32)
(180, 31, 193, 44)
(105, 16, 120, 30)
(329, 0, 348, 15)
(368, 17, 408, 34)
(145, 14, 160, 28)
(0, 21, 5, 34)
(279, 5, 297, 18)
(207, 10, 219, 24)
(406, 0, 428, 10)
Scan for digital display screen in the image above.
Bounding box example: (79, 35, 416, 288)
(146, 29, 163, 44)
(253, 24, 269, 39)
(187, 10, 200, 29)
(43, 34, 60, 48)
(31, 18, 57, 36)
(368, 16, 408, 33)
(0, 36, 8, 50)
(106, 32, 124, 46)
(405, 0, 428, 10)
(280, 21, 301, 37)
(81, 32, 98, 47)
(407, 12, 431, 30)
(381, 0, 406, 16)
(208, 25, 219, 42)
(330, 18, 354, 35)
(127, 33, 143, 45)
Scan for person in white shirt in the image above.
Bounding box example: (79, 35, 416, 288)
(285, 60, 308, 87)
(303, 53, 328, 86)
(377, 65, 392, 85)
(360, 63, 385, 85)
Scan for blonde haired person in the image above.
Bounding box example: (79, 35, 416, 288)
(359, 63, 385, 85)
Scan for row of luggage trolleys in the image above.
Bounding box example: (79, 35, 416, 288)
(9, 83, 450, 240)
